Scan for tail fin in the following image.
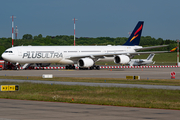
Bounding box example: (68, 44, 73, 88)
(147, 54, 155, 61)
(123, 21, 144, 46)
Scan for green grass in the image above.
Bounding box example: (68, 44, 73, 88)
(96, 52, 179, 65)
(1, 81, 180, 110)
(1, 76, 180, 86)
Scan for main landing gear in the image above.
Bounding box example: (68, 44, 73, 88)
(88, 65, 100, 70)
(65, 65, 100, 70)
(65, 65, 76, 69)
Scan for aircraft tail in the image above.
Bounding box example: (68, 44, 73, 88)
(147, 54, 155, 61)
(123, 21, 144, 46)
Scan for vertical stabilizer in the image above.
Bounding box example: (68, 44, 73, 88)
(147, 54, 155, 61)
(123, 21, 144, 46)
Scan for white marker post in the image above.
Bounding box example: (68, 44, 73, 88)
(177, 40, 180, 66)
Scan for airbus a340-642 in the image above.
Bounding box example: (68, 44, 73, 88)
(2, 21, 169, 70)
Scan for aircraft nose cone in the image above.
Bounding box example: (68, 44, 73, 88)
(1, 53, 10, 61)
(1, 53, 5, 59)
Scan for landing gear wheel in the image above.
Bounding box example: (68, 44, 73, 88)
(96, 66, 100, 70)
(66, 65, 76, 70)
(72, 66, 75, 69)
(69, 65, 72, 69)
(65, 66, 69, 69)
(89, 66, 94, 70)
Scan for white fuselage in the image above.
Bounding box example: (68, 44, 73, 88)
(128, 53, 155, 66)
(128, 59, 153, 66)
(2, 45, 142, 65)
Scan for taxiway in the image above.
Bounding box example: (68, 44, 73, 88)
(0, 67, 179, 79)
(0, 99, 180, 120)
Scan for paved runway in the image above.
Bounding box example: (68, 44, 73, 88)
(0, 99, 180, 120)
(1, 67, 180, 119)
(0, 67, 179, 79)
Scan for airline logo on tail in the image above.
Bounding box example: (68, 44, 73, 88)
(130, 24, 143, 42)
(123, 21, 144, 46)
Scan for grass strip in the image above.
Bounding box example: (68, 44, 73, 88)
(1, 81, 180, 110)
(0, 76, 180, 86)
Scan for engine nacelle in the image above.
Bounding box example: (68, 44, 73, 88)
(78, 58, 94, 68)
(114, 55, 130, 64)
(36, 63, 51, 67)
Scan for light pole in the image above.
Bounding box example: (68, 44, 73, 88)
(72, 18, 78, 46)
(177, 40, 179, 66)
(10, 15, 16, 47)
(15, 26, 18, 39)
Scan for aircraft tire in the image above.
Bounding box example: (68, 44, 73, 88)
(65, 66, 69, 69)
(89, 66, 93, 70)
(96, 66, 100, 70)
(69, 65, 72, 69)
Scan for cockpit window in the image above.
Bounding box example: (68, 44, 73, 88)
(4, 51, 13, 53)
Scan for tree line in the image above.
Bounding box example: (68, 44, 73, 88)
(0, 34, 178, 58)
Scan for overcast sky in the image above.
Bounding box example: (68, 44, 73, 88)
(0, 0, 179, 40)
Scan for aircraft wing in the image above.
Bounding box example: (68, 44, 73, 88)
(68, 51, 170, 60)
(129, 51, 170, 55)
(67, 53, 116, 59)
(135, 45, 168, 51)
(133, 46, 177, 55)
(68, 45, 171, 60)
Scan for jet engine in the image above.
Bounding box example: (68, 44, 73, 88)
(78, 58, 94, 68)
(36, 63, 51, 67)
(114, 55, 130, 64)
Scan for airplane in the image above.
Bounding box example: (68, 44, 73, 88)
(127, 53, 155, 66)
(1, 21, 170, 70)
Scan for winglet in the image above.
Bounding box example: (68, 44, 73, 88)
(123, 21, 144, 46)
(170, 47, 177, 52)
